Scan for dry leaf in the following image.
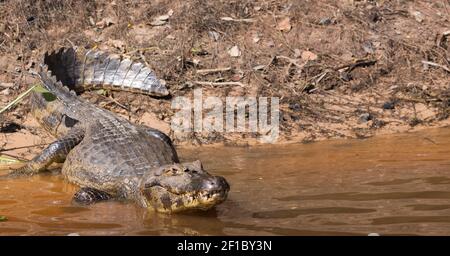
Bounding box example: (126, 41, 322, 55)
(411, 11, 424, 23)
(228, 45, 241, 57)
(252, 33, 261, 43)
(277, 17, 292, 32)
(208, 31, 220, 41)
(301, 50, 318, 61)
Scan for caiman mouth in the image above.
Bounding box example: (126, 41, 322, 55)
(142, 182, 229, 213)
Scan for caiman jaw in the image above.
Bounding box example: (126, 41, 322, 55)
(140, 162, 230, 213)
(142, 179, 230, 213)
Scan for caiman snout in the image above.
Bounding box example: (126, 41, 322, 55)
(201, 176, 230, 191)
(201, 176, 230, 195)
(196, 176, 230, 204)
(140, 160, 230, 213)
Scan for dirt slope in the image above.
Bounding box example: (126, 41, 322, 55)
(1, 0, 450, 154)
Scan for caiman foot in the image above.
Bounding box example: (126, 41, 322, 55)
(73, 187, 112, 205)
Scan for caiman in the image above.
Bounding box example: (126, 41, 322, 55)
(5, 47, 230, 213)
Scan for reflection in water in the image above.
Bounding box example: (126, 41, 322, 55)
(253, 207, 376, 219)
(3, 128, 450, 235)
(277, 191, 450, 201)
(407, 204, 450, 211)
(371, 216, 450, 225)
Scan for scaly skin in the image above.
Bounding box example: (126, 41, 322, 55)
(7, 48, 230, 213)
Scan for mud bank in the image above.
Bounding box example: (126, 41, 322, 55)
(1, 0, 449, 150)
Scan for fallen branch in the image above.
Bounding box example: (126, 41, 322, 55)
(275, 55, 304, 69)
(108, 96, 130, 111)
(0, 143, 48, 152)
(334, 59, 377, 71)
(421, 60, 450, 73)
(196, 67, 232, 75)
(193, 81, 245, 87)
(220, 17, 255, 23)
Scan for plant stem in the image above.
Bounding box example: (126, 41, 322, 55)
(0, 84, 38, 114)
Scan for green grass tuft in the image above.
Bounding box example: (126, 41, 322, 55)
(0, 155, 24, 164)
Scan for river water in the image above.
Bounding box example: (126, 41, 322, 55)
(2, 128, 450, 235)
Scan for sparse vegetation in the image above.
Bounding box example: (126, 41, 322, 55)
(0, 0, 449, 146)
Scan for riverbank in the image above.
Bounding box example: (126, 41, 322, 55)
(1, 0, 449, 152)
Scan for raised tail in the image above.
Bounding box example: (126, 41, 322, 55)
(38, 62, 80, 105)
(41, 47, 169, 97)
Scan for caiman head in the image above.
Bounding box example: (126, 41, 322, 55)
(139, 160, 230, 213)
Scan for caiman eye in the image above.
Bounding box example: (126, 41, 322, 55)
(183, 168, 198, 174)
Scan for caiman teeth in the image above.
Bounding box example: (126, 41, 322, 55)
(152, 186, 224, 201)
(198, 189, 223, 199)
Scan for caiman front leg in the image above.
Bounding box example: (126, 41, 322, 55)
(6, 127, 85, 177)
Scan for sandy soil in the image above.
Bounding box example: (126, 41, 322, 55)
(1, 0, 450, 156)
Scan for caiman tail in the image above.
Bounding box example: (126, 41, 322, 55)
(40, 47, 169, 97)
(38, 63, 80, 106)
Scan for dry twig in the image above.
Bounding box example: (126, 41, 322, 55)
(196, 67, 232, 75)
(421, 60, 450, 73)
(275, 56, 304, 69)
(0, 143, 48, 152)
(193, 81, 245, 87)
(334, 59, 377, 71)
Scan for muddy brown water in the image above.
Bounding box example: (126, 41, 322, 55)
(3, 128, 450, 235)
